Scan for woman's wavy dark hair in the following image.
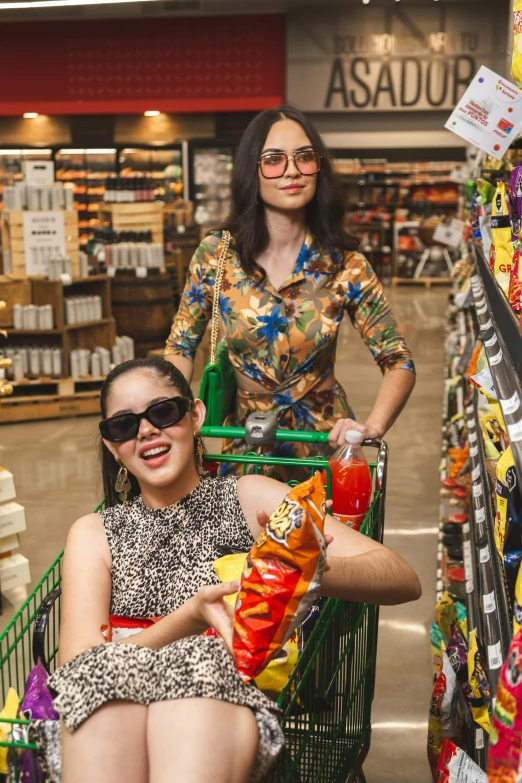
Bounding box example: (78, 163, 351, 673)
(99, 357, 195, 508)
(223, 104, 358, 274)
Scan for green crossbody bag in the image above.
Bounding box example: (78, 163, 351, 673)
(198, 230, 238, 426)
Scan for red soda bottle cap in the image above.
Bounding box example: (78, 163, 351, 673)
(447, 567, 465, 583)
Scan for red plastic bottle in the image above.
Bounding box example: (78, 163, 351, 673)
(327, 430, 372, 530)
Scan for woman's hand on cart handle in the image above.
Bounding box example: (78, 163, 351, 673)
(328, 419, 382, 449)
(190, 582, 239, 652)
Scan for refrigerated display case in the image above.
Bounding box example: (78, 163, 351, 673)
(190, 143, 234, 230)
(118, 147, 184, 203)
(55, 149, 117, 246)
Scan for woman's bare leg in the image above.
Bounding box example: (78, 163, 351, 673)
(147, 698, 259, 783)
(62, 701, 148, 783)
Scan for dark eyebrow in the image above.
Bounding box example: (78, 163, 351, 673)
(110, 396, 171, 417)
(260, 145, 314, 155)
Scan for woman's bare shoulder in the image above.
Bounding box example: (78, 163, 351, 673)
(66, 513, 111, 566)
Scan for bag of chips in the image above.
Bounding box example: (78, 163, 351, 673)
(467, 629, 491, 735)
(214, 553, 299, 698)
(0, 688, 20, 774)
(491, 181, 515, 295)
(438, 739, 488, 782)
(431, 622, 446, 679)
(233, 472, 326, 683)
(428, 653, 460, 777)
(487, 628, 522, 782)
(509, 247, 522, 315)
(512, 0, 522, 88)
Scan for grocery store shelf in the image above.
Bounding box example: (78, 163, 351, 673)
(466, 392, 512, 693)
(470, 255, 522, 494)
(473, 244, 522, 381)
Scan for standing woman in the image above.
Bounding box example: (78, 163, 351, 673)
(165, 106, 415, 473)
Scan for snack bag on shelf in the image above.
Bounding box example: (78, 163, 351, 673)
(232, 472, 326, 683)
(495, 446, 522, 600)
(436, 593, 468, 644)
(487, 628, 522, 782)
(438, 739, 488, 782)
(431, 622, 447, 678)
(509, 246, 522, 315)
(428, 653, 461, 777)
(213, 553, 299, 698)
(491, 181, 515, 295)
(467, 629, 491, 735)
(512, 0, 522, 88)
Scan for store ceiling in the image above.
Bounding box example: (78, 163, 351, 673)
(0, 0, 490, 22)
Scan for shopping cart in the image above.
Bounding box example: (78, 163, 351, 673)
(0, 427, 388, 783)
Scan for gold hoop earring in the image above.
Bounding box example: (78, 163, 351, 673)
(194, 433, 204, 475)
(115, 461, 131, 502)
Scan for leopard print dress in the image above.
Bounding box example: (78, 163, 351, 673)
(47, 477, 285, 782)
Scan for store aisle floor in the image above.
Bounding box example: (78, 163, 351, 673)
(0, 286, 447, 782)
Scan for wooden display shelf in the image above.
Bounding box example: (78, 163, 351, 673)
(1, 392, 100, 423)
(99, 202, 163, 244)
(392, 276, 453, 289)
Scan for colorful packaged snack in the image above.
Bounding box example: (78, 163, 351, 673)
(509, 247, 522, 315)
(428, 653, 460, 777)
(487, 628, 522, 782)
(214, 553, 299, 698)
(436, 592, 467, 644)
(431, 622, 446, 679)
(467, 629, 491, 735)
(0, 687, 20, 774)
(512, 0, 522, 88)
(491, 181, 515, 295)
(438, 739, 488, 782)
(233, 472, 327, 683)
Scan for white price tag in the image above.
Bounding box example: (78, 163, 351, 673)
(508, 420, 522, 443)
(466, 404, 474, 415)
(463, 541, 473, 593)
(476, 302, 488, 315)
(480, 544, 490, 563)
(484, 334, 498, 348)
(473, 483, 483, 498)
(107, 266, 116, 278)
(488, 641, 503, 669)
(463, 522, 470, 534)
(467, 419, 474, 429)
(480, 318, 493, 331)
(484, 590, 496, 613)
(501, 391, 521, 416)
(135, 267, 148, 278)
(470, 445, 479, 457)
(469, 431, 477, 443)
(472, 464, 481, 481)
(489, 348, 503, 366)
(60, 273, 72, 286)
(476, 728, 485, 750)
(476, 506, 486, 524)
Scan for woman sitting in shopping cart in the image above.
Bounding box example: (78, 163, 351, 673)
(164, 105, 416, 480)
(47, 357, 421, 783)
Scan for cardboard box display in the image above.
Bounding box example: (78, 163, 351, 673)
(0, 468, 16, 503)
(0, 534, 20, 555)
(0, 553, 31, 591)
(0, 502, 27, 538)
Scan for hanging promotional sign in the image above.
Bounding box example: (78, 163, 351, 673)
(287, 6, 506, 112)
(445, 66, 522, 160)
(23, 211, 66, 277)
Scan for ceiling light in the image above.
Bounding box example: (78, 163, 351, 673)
(144, 110, 161, 117)
(23, 113, 39, 119)
(362, 0, 370, 4)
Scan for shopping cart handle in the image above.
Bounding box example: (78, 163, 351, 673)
(200, 425, 331, 443)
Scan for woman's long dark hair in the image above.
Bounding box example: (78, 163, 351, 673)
(99, 357, 195, 508)
(223, 105, 358, 274)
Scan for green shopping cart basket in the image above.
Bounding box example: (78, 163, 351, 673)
(0, 427, 388, 783)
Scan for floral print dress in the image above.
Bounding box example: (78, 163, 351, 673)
(165, 232, 415, 480)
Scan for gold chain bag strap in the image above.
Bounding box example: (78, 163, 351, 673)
(198, 230, 237, 426)
(209, 229, 231, 363)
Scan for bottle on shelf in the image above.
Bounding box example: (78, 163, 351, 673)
(325, 430, 372, 530)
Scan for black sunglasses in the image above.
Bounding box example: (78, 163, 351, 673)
(99, 396, 193, 443)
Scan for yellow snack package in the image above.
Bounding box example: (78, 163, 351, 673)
(513, 0, 522, 88)
(491, 181, 515, 295)
(435, 592, 458, 643)
(0, 687, 20, 774)
(213, 553, 299, 698)
(467, 629, 491, 735)
(495, 447, 514, 559)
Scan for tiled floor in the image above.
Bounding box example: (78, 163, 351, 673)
(0, 286, 447, 781)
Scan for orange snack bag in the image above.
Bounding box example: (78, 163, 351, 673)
(233, 472, 327, 683)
